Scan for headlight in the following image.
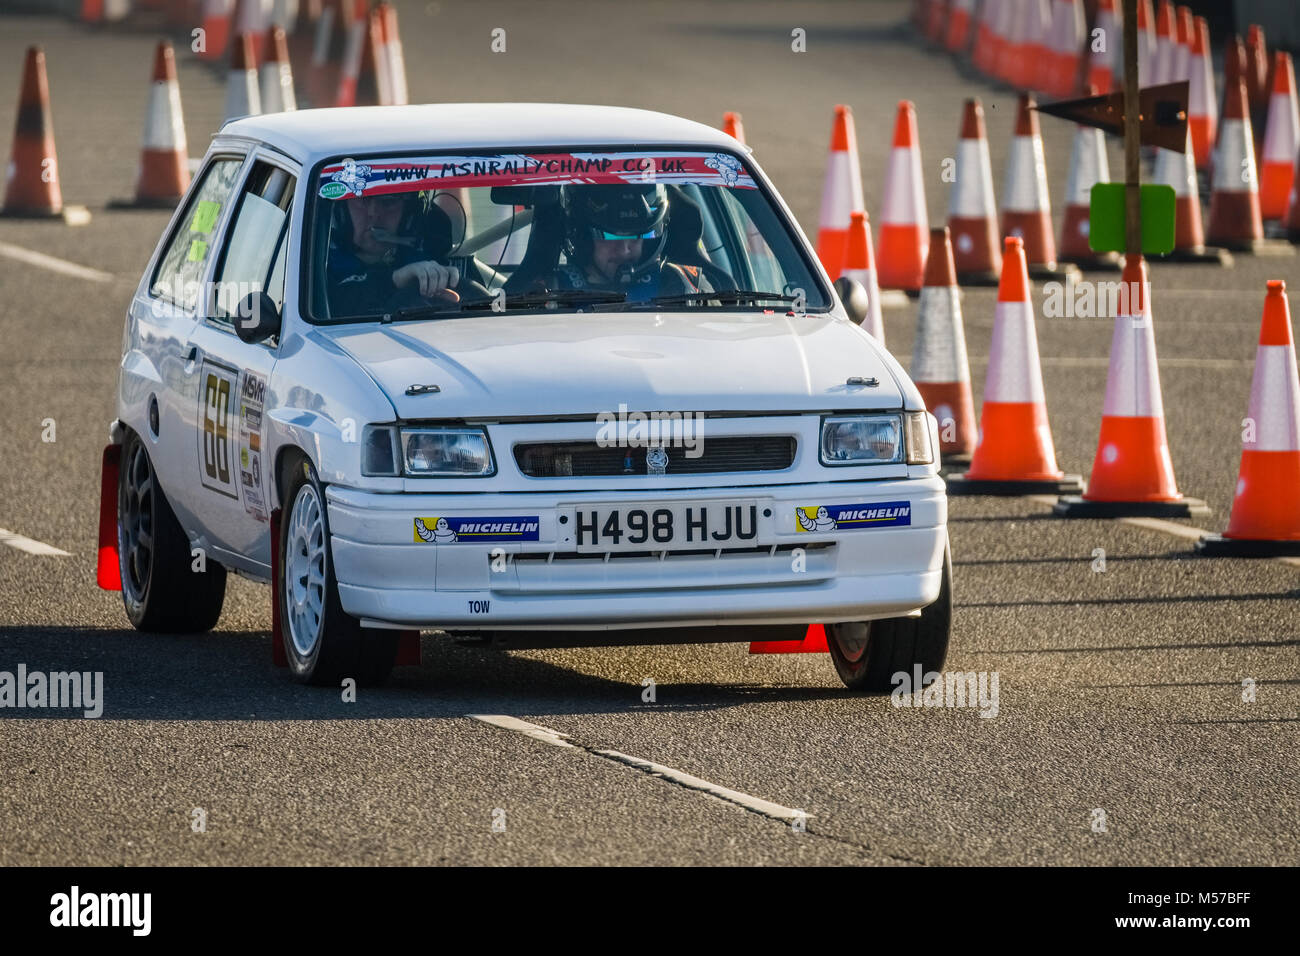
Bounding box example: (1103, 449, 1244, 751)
(401, 427, 495, 476)
(361, 424, 401, 476)
(820, 415, 903, 464)
(903, 410, 935, 465)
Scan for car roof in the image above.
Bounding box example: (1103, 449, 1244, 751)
(218, 103, 748, 164)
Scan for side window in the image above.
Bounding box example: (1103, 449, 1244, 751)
(150, 157, 245, 311)
(212, 161, 296, 326)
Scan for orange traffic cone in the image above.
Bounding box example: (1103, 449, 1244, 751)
(1055, 254, 1207, 517)
(1245, 24, 1269, 116)
(308, 0, 343, 108)
(947, 98, 1001, 285)
(1001, 93, 1074, 280)
(924, 0, 947, 46)
(991, 0, 1018, 85)
(1197, 280, 1300, 556)
(197, 0, 232, 63)
(1155, 126, 1230, 263)
(1059, 85, 1118, 269)
(914, 227, 977, 461)
(1171, 5, 1192, 84)
(945, 0, 975, 54)
(378, 1, 408, 105)
(1187, 15, 1216, 170)
(1135, 0, 1156, 86)
(841, 211, 885, 342)
(1041, 0, 1084, 98)
(970, 0, 1002, 77)
(1286, 150, 1300, 241)
(1006, 0, 1050, 91)
(232, 0, 268, 64)
(948, 237, 1083, 494)
(335, 0, 370, 107)
(1150, 0, 1174, 86)
(1, 48, 75, 221)
(114, 41, 190, 208)
(1259, 52, 1299, 222)
(877, 101, 928, 292)
(816, 105, 864, 281)
(1207, 77, 1267, 252)
(1086, 0, 1120, 93)
(259, 25, 297, 113)
(722, 111, 745, 143)
(224, 32, 260, 121)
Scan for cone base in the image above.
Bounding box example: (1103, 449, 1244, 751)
(1160, 246, 1234, 265)
(955, 269, 1001, 286)
(946, 474, 1085, 496)
(1195, 534, 1300, 557)
(0, 204, 91, 225)
(1054, 495, 1211, 518)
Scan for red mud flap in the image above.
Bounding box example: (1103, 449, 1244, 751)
(748, 623, 830, 654)
(269, 507, 421, 667)
(97, 444, 121, 591)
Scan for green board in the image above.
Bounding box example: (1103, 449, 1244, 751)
(1088, 183, 1176, 255)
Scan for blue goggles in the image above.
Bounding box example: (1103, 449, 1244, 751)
(595, 229, 659, 241)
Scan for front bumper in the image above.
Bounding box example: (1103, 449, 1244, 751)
(326, 477, 948, 630)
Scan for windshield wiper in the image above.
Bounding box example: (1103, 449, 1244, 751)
(644, 289, 802, 308)
(458, 289, 629, 310)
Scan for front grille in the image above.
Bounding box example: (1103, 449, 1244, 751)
(513, 436, 796, 477)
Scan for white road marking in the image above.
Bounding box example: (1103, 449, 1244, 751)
(0, 240, 114, 282)
(470, 714, 807, 823)
(0, 528, 70, 556)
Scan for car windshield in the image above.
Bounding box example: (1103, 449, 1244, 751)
(306, 149, 832, 322)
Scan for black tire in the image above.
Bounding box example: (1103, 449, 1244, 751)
(118, 430, 226, 632)
(277, 453, 398, 686)
(826, 541, 952, 693)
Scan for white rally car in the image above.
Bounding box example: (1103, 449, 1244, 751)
(99, 104, 950, 690)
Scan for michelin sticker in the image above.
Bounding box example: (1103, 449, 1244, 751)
(795, 501, 911, 532)
(237, 370, 268, 522)
(704, 153, 744, 186)
(319, 157, 371, 199)
(414, 516, 541, 544)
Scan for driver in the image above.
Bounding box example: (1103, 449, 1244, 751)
(326, 191, 475, 316)
(554, 184, 713, 301)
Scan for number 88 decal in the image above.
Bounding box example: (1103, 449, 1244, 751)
(198, 362, 238, 498)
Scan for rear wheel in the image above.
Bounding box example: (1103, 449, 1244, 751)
(278, 454, 397, 686)
(827, 542, 952, 692)
(118, 430, 226, 632)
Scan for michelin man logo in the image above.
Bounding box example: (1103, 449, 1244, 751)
(415, 517, 458, 543)
(704, 153, 743, 186)
(331, 158, 372, 197)
(796, 506, 837, 532)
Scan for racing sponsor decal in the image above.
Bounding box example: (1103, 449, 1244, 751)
(318, 151, 758, 198)
(197, 360, 240, 500)
(795, 501, 911, 532)
(237, 370, 268, 523)
(413, 516, 540, 544)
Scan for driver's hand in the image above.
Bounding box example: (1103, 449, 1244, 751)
(393, 261, 460, 298)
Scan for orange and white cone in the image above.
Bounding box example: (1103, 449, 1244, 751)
(841, 211, 885, 342)
(224, 32, 261, 121)
(1150, 0, 1175, 86)
(948, 236, 1083, 495)
(1259, 52, 1299, 222)
(924, 0, 948, 46)
(1041, 0, 1084, 98)
(308, 0, 343, 108)
(1135, 0, 1156, 86)
(914, 227, 977, 461)
(816, 105, 865, 281)
(947, 98, 1002, 284)
(124, 41, 190, 207)
(1001, 93, 1071, 279)
(991, 0, 1018, 85)
(232, 0, 269, 65)
(1245, 24, 1269, 117)
(379, 1, 408, 105)
(1197, 280, 1300, 555)
(1004, 0, 1050, 91)
(1058, 86, 1117, 268)
(877, 100, 929, 292)
(1170, 5, 1192, 85)
(971, 0, 1003, 77)
(1286, 146, 1300, 241)
(722, 111, 745, 143)
(1086, 0, 1120, 94)
(259, 24, 296, 113)
(1155, 125, 1228, 263)
(1207, 76, 1265, 252)
(945, 0, 975, 54)
(1055, 254, 1206, 517)
(334, 0, 369, 107)
(1187, 15, 1216, 171)
(1, 47, 68, 220)
(198, 0, 233, 63)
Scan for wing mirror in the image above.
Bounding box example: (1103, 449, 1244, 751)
(833, 277, 871, 326)
(234, 291, 282, 345)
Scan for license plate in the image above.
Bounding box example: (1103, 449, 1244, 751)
(563, 501, 763, 552)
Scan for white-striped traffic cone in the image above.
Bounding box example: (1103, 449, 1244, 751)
(914, 226, 977, 462)
(1150, 0, 1175, 86)
(877, 100, 928, 292)
(945, 0, 976, 54)
(1041, 0, 1084, 98)
(815, 104, 865, 281)
(1056, 254, 1207, 517)
(1155, 125, 1230, 263)
(1086, 0, 1120, 93)
(841, 211, 885, 343)
(1170, 5, 1192, 85)
(947, 97, 1001, 285)
(1197, 280, 1300, 555)
(1001, 93, 1075, 280)
(117, 41, 189, 207)
(1058, 87, 1117, 269)
(224, 32, 260, 122)
(1260, 51, 1299, 222)
(233, 0, 270, 65)
(379, 1, 408, 105)
(1187, 15, 1216, 171)
(334, 0, 369, 107)
(1207, 76, 1265, 252)
(1135, 0, 1155, 86)
(259, 24, 296, 113)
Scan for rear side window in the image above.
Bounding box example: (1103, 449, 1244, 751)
(211, 161, 296, 324)
(150, 157, 245, 311)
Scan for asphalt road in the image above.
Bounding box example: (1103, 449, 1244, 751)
(0, 1, 1296, 866)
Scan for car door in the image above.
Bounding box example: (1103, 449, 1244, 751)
(182, 155, 298, 572)
(134, 152, 248, 539)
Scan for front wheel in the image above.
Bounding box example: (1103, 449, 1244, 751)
(826, 542, 952, 692)
(277, 455, 398, 686)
